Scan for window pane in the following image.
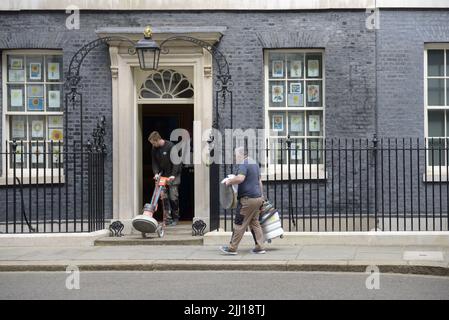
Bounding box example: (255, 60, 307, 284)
(306, 53, 322, 78)
(7, 55, 25, 82)
(49, 142, 63, 168)
(48, 116, 64, 141)
(307, 111, 323, 136)
(269, 138, 287, 165)
(9, 116, 27, 140)
(269, 111, 286, 137)
(306, 81, 322, 107)
(31, 142, 45, 169)
(27, 84, 45, 112)
(288, 112, 305, 136)
(290, 138, 304, 165)
(307, 138, 324, 165)
(26, 55, 43, 82)
(428, 50, 444, 77)
(287, 80, 304, 107)
(9, 142, 27, 169)
(28, 116, 46, 141)
(46, 55, 63, 82)
(269, 52, 285, 78)
(269, 81, 285, 107)
(47, 84, 63, 111)
(7, 84, 25, 111)
(428, 79, 445, 106)
(428, 110, 445, 137)
(428, 138, 445, 166)
(287, 53, 304, 79)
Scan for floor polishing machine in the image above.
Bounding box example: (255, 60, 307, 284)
(132, 175, 171, 238)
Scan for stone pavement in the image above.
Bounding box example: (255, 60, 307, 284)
(0, 244, 448, 276)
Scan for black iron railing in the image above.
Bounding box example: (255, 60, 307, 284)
(220, 136, 449, 232)
(0, 139, 105, 233)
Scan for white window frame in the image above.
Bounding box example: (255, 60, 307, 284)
(424, 44, 449, 181)
(263, 49, 326, 180)
(1, 49, 65, 184)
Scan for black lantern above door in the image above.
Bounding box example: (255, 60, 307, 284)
(135, 25, 161, 70)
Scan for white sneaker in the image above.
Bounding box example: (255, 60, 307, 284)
(251, 248, 266, 254)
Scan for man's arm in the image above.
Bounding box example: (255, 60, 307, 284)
(259, 177, 264, 198)
(226, 163, 247, 185)
(227, 174, 246, 185)
(151, 149, 160, 175)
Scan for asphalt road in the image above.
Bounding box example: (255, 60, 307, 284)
(0, 271, 448, 300)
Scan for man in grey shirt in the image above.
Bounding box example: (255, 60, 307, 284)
(220, 147, 265, 255)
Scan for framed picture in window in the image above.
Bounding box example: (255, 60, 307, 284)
(307, 60, 319, 78)
(290, 83, 302, 93)
(48, 62, 60, 80)
(49, 128, 63, 141)
(11, 58, 23, 70)
(29, 63, 42, 80)
(290, 60, 302, 78)
(48, 116, 63, 127)
(272, 114, 284, 131)
(31, 120, 44, 139)
(28, 85, 44, 97)
(288, 94, 303, 107)
(11, 89, 24, 107)
(308, 115, 321, 132)
(307, 84, 320, 103)
(9, 70, 25, 82)
(48, 90, 61, 109)
(28, 97, 44, 111)
(272, 60, 284, 78)
(290, 114, 303, 132)
(272, 85, 284, 103)
(11, 118, 26, 140)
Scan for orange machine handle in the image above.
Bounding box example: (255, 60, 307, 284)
(158, 176, 170, 187)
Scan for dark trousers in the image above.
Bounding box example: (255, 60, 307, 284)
(161, 184, 179, 221)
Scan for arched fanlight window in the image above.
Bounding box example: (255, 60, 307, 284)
(139, 69, 194, 99)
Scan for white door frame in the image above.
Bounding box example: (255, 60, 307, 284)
(108, 45, 213, 233)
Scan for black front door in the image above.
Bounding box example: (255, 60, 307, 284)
(142, 105, 194, 221)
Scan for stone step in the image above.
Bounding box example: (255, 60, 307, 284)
(95, 223, 204, 246)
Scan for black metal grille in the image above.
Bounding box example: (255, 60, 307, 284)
(219, 136, 449, 232)
(0, 139, 105, 233)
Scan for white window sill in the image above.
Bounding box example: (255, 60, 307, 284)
(261, 165, 327, 181)
(422, 174, 449, 183)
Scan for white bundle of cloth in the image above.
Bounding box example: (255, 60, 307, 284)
(219, 174, 238, 209)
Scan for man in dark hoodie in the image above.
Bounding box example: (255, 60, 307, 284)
(148, 131, 182, 226)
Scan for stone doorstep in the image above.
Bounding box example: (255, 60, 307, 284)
(95, 224, 204, 246)
(94, 236, 203, 246)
